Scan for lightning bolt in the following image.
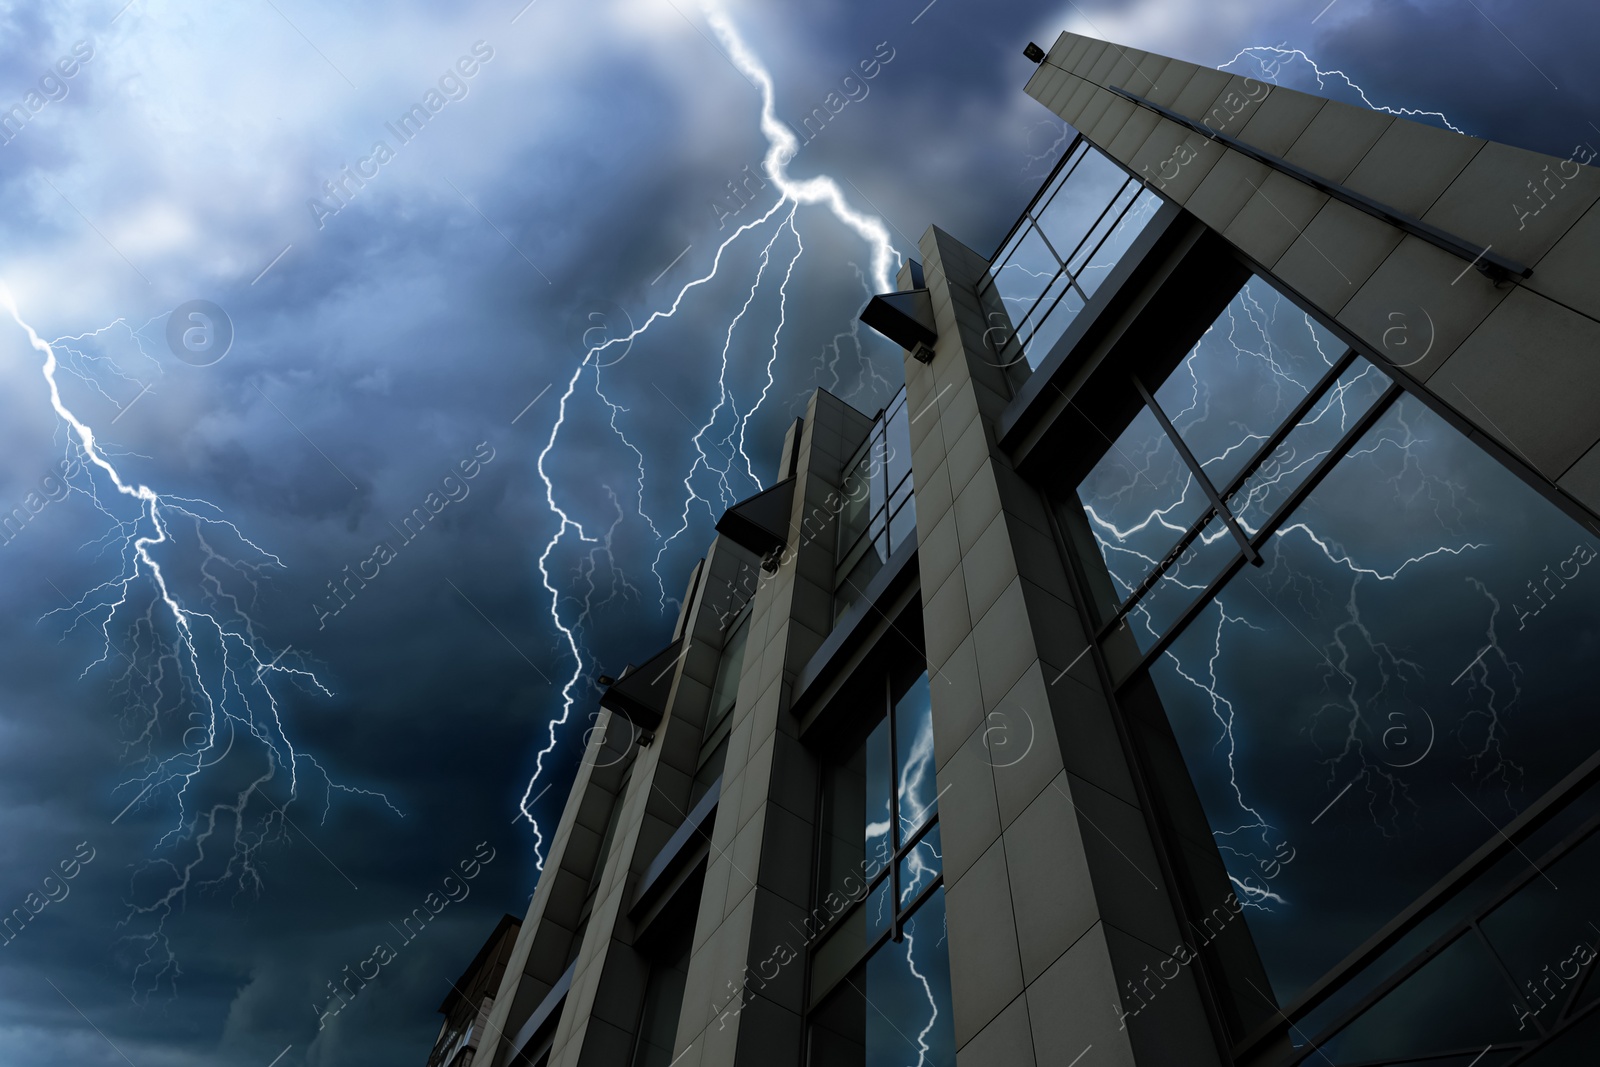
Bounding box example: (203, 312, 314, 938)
(517, 4, 903, 869)
(797, 261, 894, 410)
(650, 204, 797, 593)
(1078, 284, 1509, 900)
(901, 922, 940, 1067)
(1220, 46, 1464, 133)
(703, 3, 899, 296)
(3, 284, 400, 1000)
(521, 195, 789, 866)
(1454, 578, 1524, 795)
(1021, 118, 1074, 180)
(734, 207, 803, 487)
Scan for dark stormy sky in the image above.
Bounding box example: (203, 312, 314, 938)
(0, 1, 1594, 1064)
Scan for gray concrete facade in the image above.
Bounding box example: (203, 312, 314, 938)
(475, 390, 885, 1067)
(1023, 31, 1600, 524)
(901, 230, 1221, 1066)
(454, 31, 1600, 1067)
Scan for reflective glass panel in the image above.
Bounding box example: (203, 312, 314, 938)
(706, 615, 748, 726)
(865, 715, 893, 878)
(1154, 278, 1347, 487)
(865, 876, 892, 944)
(895, 673, 937, 841)
(988, 227, 1060, 323)
(1021, 283, 1086, 369)
(836, 542, 885, 624)
(839, 447, 873, 558)
(1478, 829, 1600, 1001)
(889, 494, 917, 555)
(1065, 179, 1141, 276)
(817, 720, 870, 907)
(899, 822, 941, 906)
(1075, 188, 1162, 299)
(1015, 267, 1073, 342)
(885, 396, 911, 494)
(864, 889, 955, 1067)
(869, 438, 889, 521)
(836, 389, 915, 617)
(1226, 357, 1390, 534)
(1321, 933, 1527, 1063)
(1146, 393, 1600, 1008)
(1126, 512, 1237, 649)
(1076, 405, 1212, 603)
(1034, 143, 1129, 261)
(807, 891, 956, 1067)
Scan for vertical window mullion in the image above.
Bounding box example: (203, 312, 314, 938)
(885, 674, 903, 942)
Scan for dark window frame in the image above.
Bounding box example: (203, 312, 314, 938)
(834, 390, 915, 619)
(981, 133, 1164, 369)
(989, 131, 1600, 1065)
(803, 668, 945, 1019)
(1059, 262, 1600, 1063)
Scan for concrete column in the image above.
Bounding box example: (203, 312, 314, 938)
(1024, 32, 1600, 522)
(479, 714, 633, 1067)
(910, 224, 1223, 1065)
(669, 389, 870, 1067)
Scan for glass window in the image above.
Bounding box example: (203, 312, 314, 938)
(1076, 278, 1391, 653)
(982, 136, 1162, 371)
(1066, 268, 1600, 1061)
(1077, 405, 1213, 613)
(1152, 278, 1347, 487)
(810, 888, 955, 1067)
(1074, 187, 1162, 296)
(840, 448, 873, 554)
(706, 613, 748, 732)
(835, 391, 915, 623)
(1224, 358, 1390, 533)
(1018, 282, 1086, 367)
(885, 397, 911, 493)
(989, 225, 1061, 318)
(1147, 393, 1600, 1005)
(1034, 141, 1120, 259)
(894, 674, 937, 840)
(808, 670, 953, 1065)
(628, 908, 695, 1067)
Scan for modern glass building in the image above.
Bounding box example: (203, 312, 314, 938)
(448, 31, 1600, 1067)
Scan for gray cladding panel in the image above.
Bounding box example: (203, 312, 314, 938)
(1025, 33, 1600, 525)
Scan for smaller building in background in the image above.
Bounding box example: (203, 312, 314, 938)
(425, 914, 521, 1067)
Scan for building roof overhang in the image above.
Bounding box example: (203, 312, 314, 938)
(714, 475, 795, 560)
(597, 636, 684, 734)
